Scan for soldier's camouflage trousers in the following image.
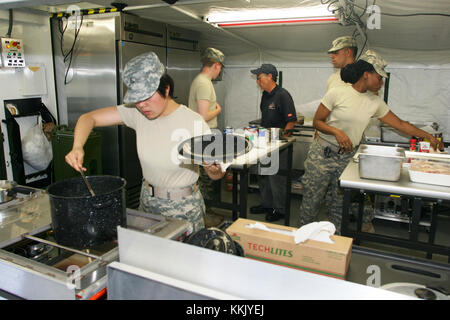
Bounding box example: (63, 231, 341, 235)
(198, 166, 221, 203)
(139, 183, 205, 235)
(298, 139, 356, 234)
(324, 184, 375, 223)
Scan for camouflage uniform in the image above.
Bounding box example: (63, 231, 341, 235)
(199, 166, 220, 203)
(352, 50, 387, 223)
(121, 52, 208, 234)
(122, 51, 165, 103)
(360, 49, 388, 78)
(322, 35, 358, 219)
(298, 140, 356, 234)
(325, 189, 375, 223)
(327, 36, 357, 53)
(139, 183, 206, 235)
(347, 49, 387, 224)
(201, 47, 225, 65)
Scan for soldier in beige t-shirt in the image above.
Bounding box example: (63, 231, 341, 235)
(322, 37, 378, 232)
(188, 47, 224, 129)
(299, 51, 443, 234)
(326, 36, 358, 92)
(65, 52, 225, 234)
(188, 48, 225, 225)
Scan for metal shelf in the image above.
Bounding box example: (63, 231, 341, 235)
(374, 212, 431, 227)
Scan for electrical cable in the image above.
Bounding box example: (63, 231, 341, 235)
(355, 0, 373, 58)
(58, 13, 84, 85)
(6, 9, 13, 38)
(59, 18, 68, 59)
(322, 0, 369, 58)
(350, 0, 450, 18)
(358, 0, 369, 19)
(356, 31, 367, 59)
(321, 0, 449, 61)
(379, 12, 450, 18)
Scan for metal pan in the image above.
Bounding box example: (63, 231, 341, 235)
(0, 180, 17, 203)
(178, 133, 252, 164)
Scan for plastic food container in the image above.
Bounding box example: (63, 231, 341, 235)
(357, 145, 405, 181)
(408, 160, 450, 187)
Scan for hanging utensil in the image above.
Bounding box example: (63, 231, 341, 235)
(79, 170, 95, 197)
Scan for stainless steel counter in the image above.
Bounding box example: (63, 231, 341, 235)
(340, 161, 450, 201)
(0, 188, 191, 300)
(339, 160, 450, 260)
(0, 191, 51, 248)
(107, 226, 416, 300)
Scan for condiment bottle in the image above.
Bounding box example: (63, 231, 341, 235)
(409, 138, 417, 151)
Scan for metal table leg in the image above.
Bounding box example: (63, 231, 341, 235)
(239, 167, 248, 219)
(232, 169, 238, 221)
(284, 144, 293, 226)
(341, 188, 352, 236)
(410, 197, 422, 242)
(427, 203, 438, 259)
(354, 192, 365, 245)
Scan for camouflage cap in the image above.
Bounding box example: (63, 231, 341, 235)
(201, 47, 225, 65)
(359, 49, 388, 78)
(123, 52, 165, 104)
(328, 36, 357, 53)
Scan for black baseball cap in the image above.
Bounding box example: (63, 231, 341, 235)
(251, 64, 278, 79)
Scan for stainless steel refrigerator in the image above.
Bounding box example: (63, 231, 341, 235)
(51, 12, 200, 207)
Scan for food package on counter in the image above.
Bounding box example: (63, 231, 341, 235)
(226, 218, 353, 279)
(409, 160, 450, 187)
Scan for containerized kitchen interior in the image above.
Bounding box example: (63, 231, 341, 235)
(0, 0, 449, 301)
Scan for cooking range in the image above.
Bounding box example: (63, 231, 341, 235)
(0, 186, 190, 300)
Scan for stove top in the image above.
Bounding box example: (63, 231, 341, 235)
(4, 228, 117, 268)
(0, 188, 191, 300)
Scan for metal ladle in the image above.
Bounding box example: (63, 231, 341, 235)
(80, 170, 95, 197)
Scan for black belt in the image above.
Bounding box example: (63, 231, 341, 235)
(317, 136, 342, 155)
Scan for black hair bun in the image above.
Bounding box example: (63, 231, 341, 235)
(341, 64, 359, 84)
(340, 60, 376, 84)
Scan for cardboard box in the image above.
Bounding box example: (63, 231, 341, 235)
(226, 218, 353, 279)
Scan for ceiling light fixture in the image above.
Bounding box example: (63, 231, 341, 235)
(205, 6, 338, 27)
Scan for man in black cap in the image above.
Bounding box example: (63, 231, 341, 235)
(250, 64, 297, 222)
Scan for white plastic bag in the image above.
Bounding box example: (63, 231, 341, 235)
(21, 115, 53, 171)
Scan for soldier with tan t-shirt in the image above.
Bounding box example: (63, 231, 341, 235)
(298, 50, 443, 234)
(188, 48, 225, 226)
(65, 52, 225, 234)
(322, 36, 376, 233)
(189, 47, 224, 129)
(326, 36, 358, 92)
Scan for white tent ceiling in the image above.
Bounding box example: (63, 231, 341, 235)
(1, 0, 449, 55)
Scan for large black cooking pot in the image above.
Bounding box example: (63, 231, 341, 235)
(47, 175, 127, 249)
